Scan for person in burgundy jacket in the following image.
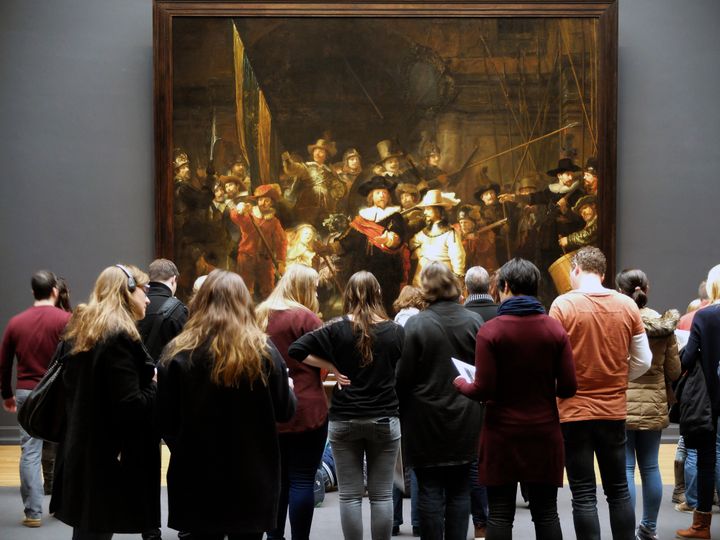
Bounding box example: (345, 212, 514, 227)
(256, 264, 327, 540)
(455, 258, 577, 540)
(0, 270, 71, 528)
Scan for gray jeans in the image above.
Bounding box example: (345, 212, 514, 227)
(329, 417, 401, 540)
(16, 389, 44, 519)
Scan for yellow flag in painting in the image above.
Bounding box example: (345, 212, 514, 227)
(257, 89, 272, 184)
(232, 22, 249, 167)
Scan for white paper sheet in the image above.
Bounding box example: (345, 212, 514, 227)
(452, 357, 476, 383)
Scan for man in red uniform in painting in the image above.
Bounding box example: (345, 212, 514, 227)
(230, 183, 287, 299)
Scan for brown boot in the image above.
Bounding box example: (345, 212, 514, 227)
(675, 510, 712, 539)
(673, 459, 686, 504)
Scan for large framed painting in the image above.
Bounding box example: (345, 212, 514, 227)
(154, 0, 617, 313)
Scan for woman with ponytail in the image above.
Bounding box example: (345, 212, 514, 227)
(289, 271, 404, 540)
(616, 268, 681, 540)
(158, 270, 296, 540)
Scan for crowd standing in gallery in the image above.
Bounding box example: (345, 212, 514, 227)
(1, 247, 719, 540)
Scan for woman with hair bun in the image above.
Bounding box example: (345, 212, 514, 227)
(159, 270, 296, 540)
(289, 271, 404, 540)
(616, 268, 681, 540)
(51, 264, 159, 540)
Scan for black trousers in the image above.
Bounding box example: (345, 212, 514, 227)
(486, 483, 562, 540)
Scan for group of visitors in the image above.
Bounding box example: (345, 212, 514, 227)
(1, 248, 719, 540)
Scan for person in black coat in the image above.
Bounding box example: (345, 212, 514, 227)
(396, 262, 484, 540)
(138, 258, 188, 363)
(51, 264, 159, 540)
(463, 265, 498, 323)
(158, 270, 296, 540)
(675, 265, 720, 538)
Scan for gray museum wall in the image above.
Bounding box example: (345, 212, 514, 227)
(0, 0, 718, 441)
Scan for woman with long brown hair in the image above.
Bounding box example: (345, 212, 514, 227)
(50, 264, 159, 540)
(289, 271, 404, 540)
(158, 270, 295, 540)
(257, 264, 327, 540)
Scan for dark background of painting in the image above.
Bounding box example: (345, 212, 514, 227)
(0, 0, 718, 440)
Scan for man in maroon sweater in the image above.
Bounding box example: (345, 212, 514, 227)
(1, 270, 71, 528)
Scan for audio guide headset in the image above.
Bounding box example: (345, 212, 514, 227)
(115, 264, 137, 293)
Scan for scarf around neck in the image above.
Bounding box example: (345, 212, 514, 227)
(496, 295, 546, 316)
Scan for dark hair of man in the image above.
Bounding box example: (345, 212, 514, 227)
(465, 266, 490, 295)
(148, 258, 180, 282)
(421, 262, 462, 304)
(31, 270, 57, 301)
(343, 271, 388, 367)
(497, 258, 540, 297)
(572, 246, 606, 277)
(615, 268, 649, 309)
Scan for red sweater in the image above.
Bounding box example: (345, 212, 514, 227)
(1, 305, 71, 398)
(266, 308, 326, 433)
(456, 313, 576, 486)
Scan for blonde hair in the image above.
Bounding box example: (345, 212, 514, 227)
(706, 264, 720, 302)
(161, 270, 270, 388)
(64, 264, 149, 354)
(256, 264, 320, 330)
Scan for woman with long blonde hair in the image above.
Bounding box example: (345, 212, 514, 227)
(289, 271, 404, 540)
(257, 264, 326, 540)
(158, 269, 295, 540)
(50, 264, 159, 540)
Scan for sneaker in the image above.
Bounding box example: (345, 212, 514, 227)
(22, 517, 41, 528)
(474, 524, 487, 538)
(675, 501, 695, 513)
(635, 523, 658, 540)
(392, 525, 400, 536)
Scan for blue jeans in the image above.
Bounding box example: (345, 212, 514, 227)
(414, 463, 471, 540)
(392, 468, 419, 528)
(685, 447, 698, 508)
(268, 423, 328, 540)
(329, 417, 401, 540)
(625, 429, 662, 530)
(15, 389, 44, 519)
(486, 483, 562, 540)
(562, 420, 635, 540)
(469, 459, 489, 527)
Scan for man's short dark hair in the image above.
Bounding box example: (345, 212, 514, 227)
(420, 262, 462, 304)
(497, 258, 540, 297)
(148, 259, 180, 282)
(572, 246, 606, 277)
(465, 266, 490, 295)
(31, 270, 57, 300)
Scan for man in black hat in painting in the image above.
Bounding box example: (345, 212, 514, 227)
(324, 175, 407, 314)
(582, 157, 599, 197)
(474, 167, 515, 267)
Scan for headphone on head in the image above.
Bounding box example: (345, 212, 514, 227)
(115, 264, 137, 293)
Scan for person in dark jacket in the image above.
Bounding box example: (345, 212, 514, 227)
(50, 264, 159, 540)
(396, 262, 484, 540)
(289, 271, 404, 540)
(256, 264, 327, 540)
(138, 258, 188, 363)
(455, 258, 577, 540)
(675, 264, 720, 538)
(158, 270, 296, 540)
(463, 265, 498, 322)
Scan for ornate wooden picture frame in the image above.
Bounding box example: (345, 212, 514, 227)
(154, 0, 617, 309)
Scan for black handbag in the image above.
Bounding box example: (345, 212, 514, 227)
(17, 340, 69, 443)
(669, 360, 714, 447)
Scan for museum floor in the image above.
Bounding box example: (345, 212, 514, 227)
(0, 444, 717, 539)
